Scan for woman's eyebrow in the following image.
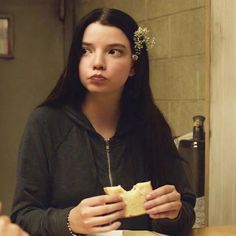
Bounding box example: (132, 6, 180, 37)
(82, 42, 127, 49)
(106, 43, 127, 49)
(82, 42, 92, 46)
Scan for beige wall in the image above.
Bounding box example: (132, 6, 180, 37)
(75, 0, 207, 137)
(0, 0, 64, 214)
(0, 0, 207, 215)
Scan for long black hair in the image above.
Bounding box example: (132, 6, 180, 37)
(40, 8, 181, 188)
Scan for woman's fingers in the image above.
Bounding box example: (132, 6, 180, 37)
(145, 190, 181, 209)
(0, 216, 11, 234)
(89, 221, 121, 234)
(144, 185, 182, 220)
(5, 223, 23, 235)
(146, 200, 182, 215)
(0, 216, 30, 236)
(149, 210, 181, 219)
(79, 195, 125, 219)
(81, 195, 123, 207)
(0, 216, 11, 224)
(83, 200, 125, 218)
(69, 194, 125, 234)
(83, 208, 125, 227)
(146, 185, 177, 200)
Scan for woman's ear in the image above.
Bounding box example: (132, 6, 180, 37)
(129, 64, 135, 77)
(129, 69, 135, 77)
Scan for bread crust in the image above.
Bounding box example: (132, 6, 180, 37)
(104, 181, 152, 217)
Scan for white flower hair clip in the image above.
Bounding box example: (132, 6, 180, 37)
(132, 26, 156, 61)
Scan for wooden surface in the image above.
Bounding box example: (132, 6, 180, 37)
(88, 227, 236, 236)
(190, 225, 236, 236)
(209, 0, 236, 225)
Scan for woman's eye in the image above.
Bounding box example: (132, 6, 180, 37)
(109, 49, 122, 56)
(81, 47, 91, 55)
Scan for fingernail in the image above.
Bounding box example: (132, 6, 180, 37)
(144, 202, 150, 209)
(146, 209, 155, 214)
(114, 221, 121, 228)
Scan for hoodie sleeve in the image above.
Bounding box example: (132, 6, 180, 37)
(151, 153, 196, 236)
(11, 109, 73, 236)
(152, 198, 195, 236)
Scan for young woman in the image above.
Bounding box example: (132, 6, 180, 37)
(11, 8, 196, 236)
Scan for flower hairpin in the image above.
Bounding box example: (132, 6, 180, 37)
(132, 26, 156, 61)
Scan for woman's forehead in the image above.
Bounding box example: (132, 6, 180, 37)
(82, 22, 130, 46)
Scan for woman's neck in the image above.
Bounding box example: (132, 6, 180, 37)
(82, 93, 121, 140)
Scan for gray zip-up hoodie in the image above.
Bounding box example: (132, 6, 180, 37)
(11, 105, 196, 236)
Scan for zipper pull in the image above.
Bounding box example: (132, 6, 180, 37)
(104, 138, 113, 186)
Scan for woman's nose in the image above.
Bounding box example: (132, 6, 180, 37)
(92, 52, 106, 70)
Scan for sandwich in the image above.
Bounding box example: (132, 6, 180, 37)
(104, 181, 152, 218)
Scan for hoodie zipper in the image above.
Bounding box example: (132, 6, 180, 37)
(105, 139, 113, 186)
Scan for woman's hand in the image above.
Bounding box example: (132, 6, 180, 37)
(0, 202, 29, 236)
(68, 195, 125, 235)
(144, 185, 182, 220)
(0, 216, 29, 236)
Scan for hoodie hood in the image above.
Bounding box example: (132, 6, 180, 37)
(61, 104, 141, 138)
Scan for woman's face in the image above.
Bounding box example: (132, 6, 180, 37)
(79, 22, 134, 98)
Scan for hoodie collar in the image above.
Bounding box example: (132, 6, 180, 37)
(61, 104, 141, 138)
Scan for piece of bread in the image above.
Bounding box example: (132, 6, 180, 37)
(104, 181, 152, 218)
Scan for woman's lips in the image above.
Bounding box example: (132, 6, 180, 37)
(89, 74, 107, 82)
